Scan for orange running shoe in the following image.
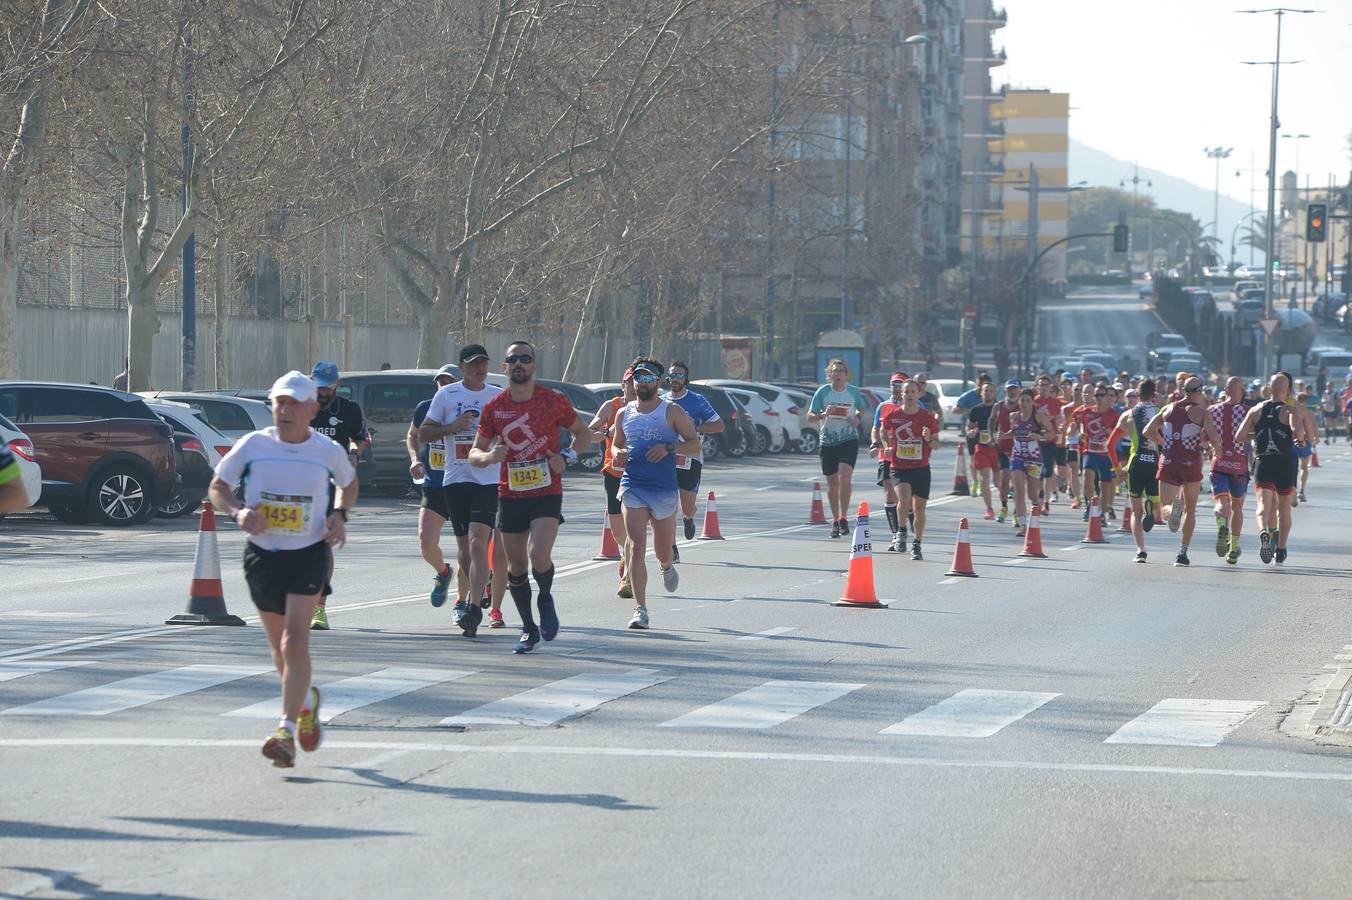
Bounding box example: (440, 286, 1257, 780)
(262, 727, 296, 768)
(983, 509, 995, 520)
(297, 687, 322, 753)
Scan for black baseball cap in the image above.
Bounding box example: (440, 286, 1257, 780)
(458, 344, 489, 363)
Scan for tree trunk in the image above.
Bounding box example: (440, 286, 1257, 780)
(126, 271, 159, 392)
(0, 196, 21, 379)
(418, 288, 454, 367)
(213, 236, 228, 389)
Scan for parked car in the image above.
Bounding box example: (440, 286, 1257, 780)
(327, 369, 445, 495)
(203, 388, 272, 404)
(928, 379, 968, 430)
(142, 391, 272, 440)
(722, 393, 757, 458)
(721, 387, 778, 454)
(1236, 297, 1266, 327)
(145, 401, 234, 518)
(1145, 333, 1189, 368)
(779, 387, 817, 453)
(1312, 293, 1347, 323)
(0, 411, 41, 519)
(586, 382, 623, 404)
(1159, 351, 1205, 376)
(683, 383, 747, 459)
(1078, 352, 1118, 373)
(0, 382, 176, 525)
(1309, 349, 1352, 375)
(694, 379, 801, 451)
(1138, 284, 1153, 300)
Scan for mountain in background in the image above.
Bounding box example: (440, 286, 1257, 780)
(1070, 140, 1260, 264)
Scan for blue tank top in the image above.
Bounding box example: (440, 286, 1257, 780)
(619, 400, 679, 492)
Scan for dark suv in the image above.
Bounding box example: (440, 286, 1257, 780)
(0, 382, 177, 525)
(335, 370, 447, 495)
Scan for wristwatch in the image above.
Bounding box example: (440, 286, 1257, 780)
(335, 508, 349, 522)
(665, 443, 675, 454)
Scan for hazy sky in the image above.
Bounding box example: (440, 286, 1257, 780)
(1000, 1, 1352, 204)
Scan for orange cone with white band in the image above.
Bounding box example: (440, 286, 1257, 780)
(594, 514, 622, 560)
(1081, 499, 1109, 544)
(835, 501, 887, 608)
(945, 517, 979, 577)
(699, 491, 725, 540)
(1018, 507, 1048, 559)
(166, 499, 246, 626)
(1117, 502, 1133, 533)
(807, 482, 828, 525)
(949, 443, 971, 496)
(1312, 448, 1320, 467)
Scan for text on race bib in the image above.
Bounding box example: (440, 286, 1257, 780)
(895, 439, 923, 460)
(507, 458, 552, 492)
(427, 442, 446, 470)
(453, 434, 475, 462)
(1088, 439, 1108, 453)
(675, 453, 691, 470)
(258, 491, 312, 534)
(979, 430, 992, 445)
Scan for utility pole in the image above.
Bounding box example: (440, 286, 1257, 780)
(1204, 146, 1233, 246)
(839, 54, 853, 331)
(764, 0, 780, 376)
(1120, 163, 1152, 274)
(1024, 164, 1039, 373)
(180, 0, 197, 390)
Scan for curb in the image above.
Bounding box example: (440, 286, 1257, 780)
(1313, 667, 1352, 745)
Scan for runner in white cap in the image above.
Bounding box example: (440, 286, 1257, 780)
(210, 371, 358, 767)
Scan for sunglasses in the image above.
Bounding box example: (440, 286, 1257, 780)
(505, 354, 534, 364)
(1094, 392, 1108, 397)
(670, 372, 687, 379)
(633, 372, 658, 384)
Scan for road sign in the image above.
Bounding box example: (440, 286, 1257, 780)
(1258, 317, 1280, 339)
(962, 305, 978, 321)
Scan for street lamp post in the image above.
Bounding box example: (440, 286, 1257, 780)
(1240, 5, 1316, 377)
(1281, 133, 1310, 304)
(1203, 146, 1233, 247)
(1120, 164, 1152, 273)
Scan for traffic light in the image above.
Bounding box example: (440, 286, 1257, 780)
(1307, 203, 1327, 242)
(1112, 224, 1129, 253)
(1272, 258, 1281, 272)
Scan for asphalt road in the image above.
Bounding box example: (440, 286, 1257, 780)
(4, 294, 1352, 898)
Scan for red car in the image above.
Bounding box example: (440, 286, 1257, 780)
(0, 382, 177, 526)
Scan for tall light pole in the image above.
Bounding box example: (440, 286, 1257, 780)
(1240, 5, 1316, 377)
(1120, 164, 1153, 273)
(1281, 133, 1310, 302)
(1203, 146, 1233, 243)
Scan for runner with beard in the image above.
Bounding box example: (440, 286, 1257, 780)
(1236, 371, 1304, 565)
(1208, 376, 1251, 565)
(993, 380, 1021, 524)
(965, 382, 1000, 520)
(306, 361, 367, 631)
(869, 373, 908, 550)
(469, 342, 592, 653)
(1143, 376, 1220, 568)
(663, 361, 724, 553)
(588, 369, 637, 599)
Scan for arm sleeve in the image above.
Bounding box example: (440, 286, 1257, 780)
(872, 404, 883, 429)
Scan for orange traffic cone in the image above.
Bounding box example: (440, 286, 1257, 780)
(1081, 499, 1109, 544)
(807, 481, 828, 525)
(834, 501, 887, 608)
(166, 500, 246, 626)
(1018, 507, 1048, 559)
(594, 513, 622, 560)
(1118, 502, 1133, 533)
(949, 443, 971, 496)
(945, 516, 979, 577)
(699, 491, 725, 540)
(1312, 447, 1321, 467)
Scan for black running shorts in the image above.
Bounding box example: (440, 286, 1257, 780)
(497, 493, 564, 534)
(446, 482, 500, 537)
(820, 440, 859, 477)
(243, 540, 330, 615)
(890, 466, 932, 500)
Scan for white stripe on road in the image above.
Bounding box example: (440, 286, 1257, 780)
(736, 627, 797, 641)
(0, 664, 270, 716)
(1104, 699, 1265, 747)
(1002, 558, 1028, 566)
(880, 689, 1061, 738)
(0, 660, 94, 683)
(222, 668, 475, 723)
(659, 680, 864, 730)
(753, 484, 779, 492)
(440, 669, 670, 727)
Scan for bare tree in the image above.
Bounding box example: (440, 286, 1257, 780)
(0, 0, 94, 378)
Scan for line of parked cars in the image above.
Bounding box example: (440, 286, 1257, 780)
(0, 368, 963, 528)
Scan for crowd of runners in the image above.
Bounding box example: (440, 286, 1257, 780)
(203, 344, 1328, 767)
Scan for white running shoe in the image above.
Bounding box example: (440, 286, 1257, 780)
(628, 606, 649, 630)
(661, 564, 679, 593)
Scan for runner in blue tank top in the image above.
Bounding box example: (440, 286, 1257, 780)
(610, 358, 702, 631)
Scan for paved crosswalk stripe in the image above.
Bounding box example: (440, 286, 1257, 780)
(222, 668, 475, 723)
(1104, 698, 1265, 747)
(659, 680, 864, 730)
(0, 664, 271, 716)
(440, 668, 670, 727)
(0, 660, 94, 683)
(737, 627, 797, 641)
(880, 689, 1061, 738)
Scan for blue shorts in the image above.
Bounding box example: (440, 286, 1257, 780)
(1011, 457, 1042, 479)
(1082, 452, 1115, 481)
(1294, 442, 1313, 459)
(618, 482, 680, 521)
(1210, 471, 1249, 498)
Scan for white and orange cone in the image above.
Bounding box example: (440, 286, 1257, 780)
(699, 491, 725, 540)
(834, 501, 887, 608)
(807, 482, 828, 525)
(166, 500, 246, 626)
(1081, 499, 1109, 544)
(1018, 507, 1048, 559)
(945, 517, 979, 577)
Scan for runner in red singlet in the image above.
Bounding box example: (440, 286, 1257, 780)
(1033, 376, 1063, 514)
(1071, 384, 1121, 522)
(869, 373, 908, 551)
(880, 380, 941, 560)
(1208, 376, 1251, 565)
(1142, 377, 1219, 567)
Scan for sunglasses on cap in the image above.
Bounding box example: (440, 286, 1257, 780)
(505, 353, 534, 364)
(633, 372, 658, 384)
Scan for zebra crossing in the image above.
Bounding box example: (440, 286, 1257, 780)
(0, 660, 1267, 747)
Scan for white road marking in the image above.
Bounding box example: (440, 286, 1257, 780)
(0, 660, 94, 683)
(938, 578, 961, 585)
(737, 627, 797, 641)
(1002, 558, 1028, 566)
(0, 610, 98, 619)
(222, 667, 475, 723)
(0, 664, 271, 716)
(659, 680, 865, 730)
(881, 689, 1061, 738)
(440, 668, 670, 727)
(753, 484, 779, 492)
(1104, 699, 1266, 747)
(1060, 545, 1083, 552)
(7, 737, 1352, 782)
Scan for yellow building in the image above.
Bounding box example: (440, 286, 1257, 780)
(988, 90, 1070, 280)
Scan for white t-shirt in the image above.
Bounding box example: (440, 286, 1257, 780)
(425, 381, 502, 486)
(215, 427, 356, 552)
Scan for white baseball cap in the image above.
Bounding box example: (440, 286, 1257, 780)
(269, 370, 317, 403)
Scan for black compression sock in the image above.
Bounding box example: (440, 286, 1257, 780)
(508, 573, 535, 630)
(885, 505, 899, 535)
(532, 565, 555, 599)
